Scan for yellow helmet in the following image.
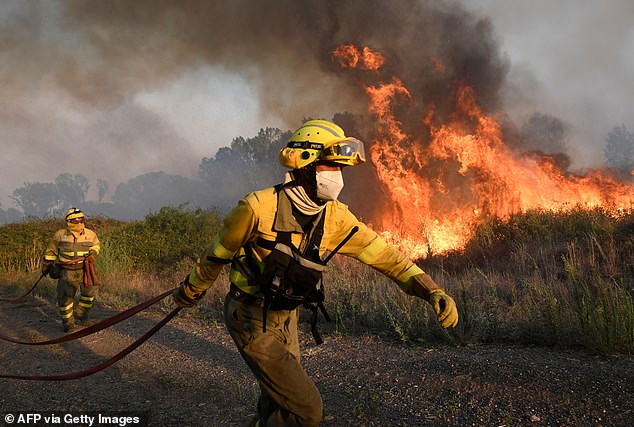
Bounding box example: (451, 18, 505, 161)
(65, 207, 85, 221)
(279, 119, 366, 169)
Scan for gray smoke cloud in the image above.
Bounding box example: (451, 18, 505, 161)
(470, 0, 634, 165)
(0, 0, 631, 210)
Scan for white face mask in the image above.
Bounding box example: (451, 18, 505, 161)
(316, 169, 344, 202)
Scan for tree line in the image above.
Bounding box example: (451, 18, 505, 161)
(1, 127, 289, 224)
(1, 115, 633, 225)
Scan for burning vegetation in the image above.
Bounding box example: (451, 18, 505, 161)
(333, 44, 634, 258)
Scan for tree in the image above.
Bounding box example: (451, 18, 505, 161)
(604, 124, 634, 174)
(520, 112, 567, 155)
(198, 127, 289, 208)
(10, 182, 60, 218)
(97, 179, 109, 203)
(8, 173, 90, 219)
(0, 205, 22, 224)
(55, 173, 89, 210)
(111, 171, 206, 219)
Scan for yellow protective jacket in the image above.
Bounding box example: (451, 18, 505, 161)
(44, 228, 100, 269)
(188, 185, 424, 297)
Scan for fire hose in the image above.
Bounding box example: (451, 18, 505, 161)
(83, 258, 99, 288)
(0, 288, 180, 381)
(0, 272, 46, 302)
(0, 258, 97, 303)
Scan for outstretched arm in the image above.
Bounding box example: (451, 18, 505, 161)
(331, 208, 458, 328)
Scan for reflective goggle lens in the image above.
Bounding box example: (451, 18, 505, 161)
(324, 138, 365, 160)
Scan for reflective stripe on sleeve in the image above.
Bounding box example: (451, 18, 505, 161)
(211, 235, 236, 261)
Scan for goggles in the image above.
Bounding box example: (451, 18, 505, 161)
(67, 218, 84, 224)
(321, 138, 366, 164)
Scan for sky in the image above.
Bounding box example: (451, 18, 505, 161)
(1, 0, 633, 209)
(468, 0, 634, 164)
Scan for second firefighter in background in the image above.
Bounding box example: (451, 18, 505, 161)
(41, 207, 100, 333)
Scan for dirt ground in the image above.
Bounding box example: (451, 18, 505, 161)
(0, 291, 632, 427)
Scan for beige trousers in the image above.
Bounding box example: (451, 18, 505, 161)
(224, 292, 323, 426)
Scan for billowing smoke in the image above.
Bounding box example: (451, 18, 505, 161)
(58, 0, 507, 123)
(1, 0, 508, 209)
(58, 0, 510, 219)
(6, 0, 625, 225)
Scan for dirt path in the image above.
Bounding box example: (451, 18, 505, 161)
(0, 292, 632, 426)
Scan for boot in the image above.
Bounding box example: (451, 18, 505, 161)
(74, 309, 87, 324)
(59, 302, 75, 332)
(62, 320, 76, 333)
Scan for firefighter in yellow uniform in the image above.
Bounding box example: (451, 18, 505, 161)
(173, 120, 459, 426)
(42, 207, 100, 333)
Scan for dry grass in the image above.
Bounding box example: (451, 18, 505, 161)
(1, 207, 632, 355)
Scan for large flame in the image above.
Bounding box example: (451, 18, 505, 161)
(333, 45, 634, 258)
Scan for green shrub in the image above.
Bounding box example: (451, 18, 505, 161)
(100, 205, 221, 274)
(0, 219, 64, 273)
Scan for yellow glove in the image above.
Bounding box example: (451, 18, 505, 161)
(172, 276, 207, 308)
(409, 274, 459, 328)
(428, 289, 459, 328)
